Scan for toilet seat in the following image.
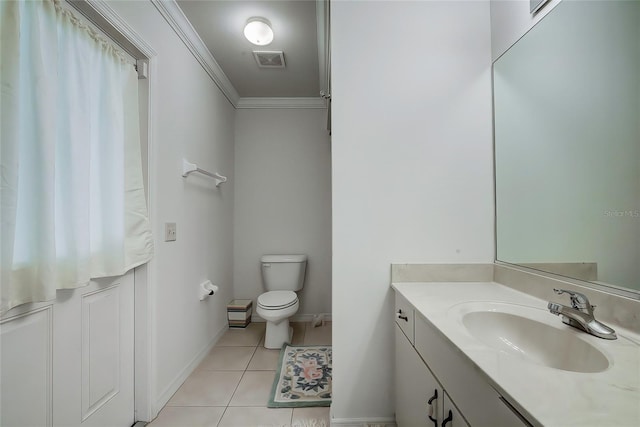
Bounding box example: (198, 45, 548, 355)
(258, 291, 298, 310)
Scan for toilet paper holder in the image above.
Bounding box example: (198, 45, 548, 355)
(199, 280, 219, 301)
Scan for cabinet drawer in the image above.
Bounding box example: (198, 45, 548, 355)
(394, 293, 414, 344)
(415, 315, 532, 427)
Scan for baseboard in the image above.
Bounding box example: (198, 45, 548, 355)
(154, 324, 228, 412)
(330, 417, 396, 427)
(251, 313, 333, 323)
(292, 313, 333, 323)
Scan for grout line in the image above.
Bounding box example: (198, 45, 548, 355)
(244, 345, 259, 370)
(216, 405, 229, 427)
(227, 368, 249, 407)
(158, 322, 332, 426)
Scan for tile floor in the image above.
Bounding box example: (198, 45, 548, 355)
(149, 321, 332, 427)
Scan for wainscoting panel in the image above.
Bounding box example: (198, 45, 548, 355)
(0, 306, 53, 427)
(81, 286, 121, 420)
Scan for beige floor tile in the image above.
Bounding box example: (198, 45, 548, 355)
(290, 322, 306, 345)
(148, 406, 226, 427)
(167, 371, 243, 407)
(229, 371, 276, 407)
(217, 323, 265, 347)
(217, 407, 292, 427)
(198, 346, 256, 371)
(292, 407, 330, 427)
(303, 322, 332, 345)
(247, 346, 281, 371)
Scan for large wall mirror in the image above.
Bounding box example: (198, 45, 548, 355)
(494, 0, 640, 297)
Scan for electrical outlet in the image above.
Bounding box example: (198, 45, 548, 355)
(165, 222, 177, 242)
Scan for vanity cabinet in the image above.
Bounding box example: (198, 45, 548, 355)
(395, 324, 441, 426)
(395, 292, 415, 344)
(442, 391, 469, 427)
(394, 296, 531, 427)
(395, 325, 469, 427)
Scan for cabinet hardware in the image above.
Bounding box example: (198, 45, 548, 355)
(442, 410, 453, 427)
(396, 309, 408, 322)
(427, 389, 438, 427)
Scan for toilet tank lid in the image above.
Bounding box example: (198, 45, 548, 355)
(261, 254, 307, 263)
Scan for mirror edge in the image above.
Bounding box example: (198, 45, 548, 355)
(490, 1, 640, 302)
(493, 261, 640, 301)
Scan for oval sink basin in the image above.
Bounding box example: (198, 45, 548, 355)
(460, 305, 610, 373)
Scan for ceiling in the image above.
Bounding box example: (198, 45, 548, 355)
(176, 0, 324, 98)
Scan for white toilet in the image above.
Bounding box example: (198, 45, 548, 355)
(257, 254, 307, 349)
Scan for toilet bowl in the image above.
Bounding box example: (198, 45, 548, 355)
(256, 291, 299, 348)
(257, 255, 307, 349)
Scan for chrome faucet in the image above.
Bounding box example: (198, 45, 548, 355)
(547, 288, 617, 340)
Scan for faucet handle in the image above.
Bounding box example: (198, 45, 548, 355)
(553, 288, 591, 311)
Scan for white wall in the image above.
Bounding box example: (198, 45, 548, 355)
(490, 0, 561, 61)
(233, 109, 331, 318)
(106, 0, 236, 415)
(331, 1, 493, 422)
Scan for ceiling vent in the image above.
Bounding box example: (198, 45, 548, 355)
(253, 51, 285, 68)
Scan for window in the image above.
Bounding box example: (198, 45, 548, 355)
(1, 0, 153, 314)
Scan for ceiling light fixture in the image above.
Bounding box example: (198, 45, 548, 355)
(243, 17, 273, 46)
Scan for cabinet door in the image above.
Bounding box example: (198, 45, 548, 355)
(395, 324, 441, 427)
(441, 391, 470, 427)
(415, 316, 531, 426)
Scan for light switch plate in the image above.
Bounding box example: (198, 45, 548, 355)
(165, 222, 177, 241)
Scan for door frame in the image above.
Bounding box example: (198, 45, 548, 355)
(68, 0, 159, 421)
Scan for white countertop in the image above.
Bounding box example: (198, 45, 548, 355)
(392, 281, 640, 427)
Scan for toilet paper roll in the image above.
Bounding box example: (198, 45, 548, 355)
(199, 280, 220, 301)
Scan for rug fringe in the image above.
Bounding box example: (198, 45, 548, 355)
(292, 419, 328, 427)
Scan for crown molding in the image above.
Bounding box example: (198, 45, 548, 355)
(236, 97, 327, 109)
(149, 1, 329, 111)
(69, 0, 157, 59)
(150, 0, 240, 107)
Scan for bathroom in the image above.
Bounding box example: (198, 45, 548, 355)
(1, 0, 639, 426)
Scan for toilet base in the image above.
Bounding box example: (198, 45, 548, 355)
(264, 320, 293, 349)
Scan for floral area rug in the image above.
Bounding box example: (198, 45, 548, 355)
(268, 344, 332, 408)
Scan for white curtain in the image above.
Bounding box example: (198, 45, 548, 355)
(1, 0, 153, 314)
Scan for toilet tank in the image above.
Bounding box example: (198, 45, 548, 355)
(261, 254, 307, 292)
